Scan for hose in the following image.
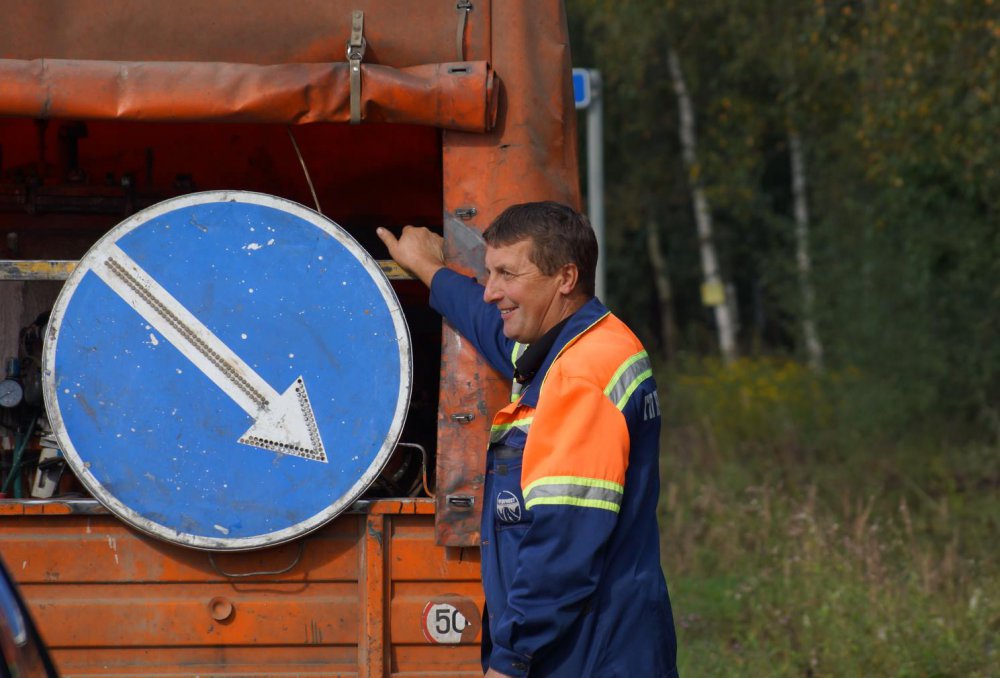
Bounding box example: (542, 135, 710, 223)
(2, 414, 38, 498)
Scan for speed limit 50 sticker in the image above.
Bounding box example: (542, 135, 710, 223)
(421, 597, 480, 644)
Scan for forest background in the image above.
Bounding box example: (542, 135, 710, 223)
(566, 1, 998, 674)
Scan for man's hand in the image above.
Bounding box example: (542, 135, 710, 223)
(484, 670, 514, 678)
(376, 225, 446, 288)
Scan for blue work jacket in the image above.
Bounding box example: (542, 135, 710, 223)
(431, 268, 678, 678)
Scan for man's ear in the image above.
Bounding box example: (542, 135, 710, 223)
(556, 263, 579, 296)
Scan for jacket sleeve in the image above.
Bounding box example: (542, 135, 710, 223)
(428, 267, 515, 378)
(488, 369, 630, 674)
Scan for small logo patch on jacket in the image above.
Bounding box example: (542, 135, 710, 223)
(496, 490, 523, 523)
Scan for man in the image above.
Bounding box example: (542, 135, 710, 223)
(377, 202, 678, 678)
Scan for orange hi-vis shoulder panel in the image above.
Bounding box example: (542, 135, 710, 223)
(489, 402, 534, 444)
(515, 314, 653, 515)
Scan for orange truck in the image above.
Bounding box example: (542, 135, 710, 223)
(0, 1, 581, 675)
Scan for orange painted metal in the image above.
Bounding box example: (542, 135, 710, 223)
(0, 0, 580, 672)
(0, 499, 483, 676)
(435, 0, 581, 545)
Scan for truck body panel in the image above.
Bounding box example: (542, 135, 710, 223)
(0, 0, 580, 672)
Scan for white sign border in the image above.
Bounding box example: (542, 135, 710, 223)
(42, 191, 413, 551)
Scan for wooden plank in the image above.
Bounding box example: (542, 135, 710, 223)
(0, 260, 77, 280)
(0, 259, 411, 280)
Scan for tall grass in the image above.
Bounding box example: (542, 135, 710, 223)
(659, 358, 998, 676)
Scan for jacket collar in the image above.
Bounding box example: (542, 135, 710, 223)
(516, 296, 610, 408)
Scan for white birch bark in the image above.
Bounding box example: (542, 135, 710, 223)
(667, 47, 737, 364)
(789, 130, 824, 370)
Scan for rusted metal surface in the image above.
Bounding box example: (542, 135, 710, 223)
(0, 260, 412, 281)
(435, 0, 582, 546)
(0, 499, 109, 516)
(0, 0, 581, 671)
(0, 499, 482, 676)
(361, 513, 386, 677)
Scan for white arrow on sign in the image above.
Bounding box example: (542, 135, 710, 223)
(92, 244, 327, 463)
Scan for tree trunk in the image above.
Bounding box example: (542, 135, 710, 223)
(789, 130, 824, 370)
(667, 47, 737, 364)
(646, 222, 677, 361)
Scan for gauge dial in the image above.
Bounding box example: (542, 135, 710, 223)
(0, 379, 23, 408)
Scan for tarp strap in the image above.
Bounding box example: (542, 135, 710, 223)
(347, 9, 366, 124)
(456, 1, 473, 61)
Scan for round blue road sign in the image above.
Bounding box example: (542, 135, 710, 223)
(43, 192, 412, 550)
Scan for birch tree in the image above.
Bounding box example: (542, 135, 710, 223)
(788, 130, 823, 370)
(667, 47, 737, 364)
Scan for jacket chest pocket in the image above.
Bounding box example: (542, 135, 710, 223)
(489, 446, 532, 531)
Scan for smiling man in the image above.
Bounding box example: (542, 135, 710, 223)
(377, 202, 678, 678)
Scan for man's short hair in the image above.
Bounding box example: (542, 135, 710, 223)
(483, 201, 598, 297)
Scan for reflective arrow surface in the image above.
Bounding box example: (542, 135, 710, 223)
(94, 244, 327, 462)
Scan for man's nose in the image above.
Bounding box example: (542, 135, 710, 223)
(483, 276, 502, 304)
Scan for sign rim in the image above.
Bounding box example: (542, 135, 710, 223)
(42, 190, 412, 551)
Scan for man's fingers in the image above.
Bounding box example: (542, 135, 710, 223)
(373, 226, 444, 288)
(376, 227, 398, 249)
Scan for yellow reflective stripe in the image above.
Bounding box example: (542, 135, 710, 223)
(523, 476, 624, 513)
(510, 342, 528, 366)
(603, 351, 647, 396)
(614, 368, 652, 410)
(604, 350, 653, 411)
(509, 343, 528, 402)
(524, 496, 621, 513)
(489, 416, 533, 443)
(523, 475, 624, 496)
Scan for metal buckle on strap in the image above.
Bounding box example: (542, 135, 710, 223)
(347, 9, 366, 124)
(455, 0, 473, 61)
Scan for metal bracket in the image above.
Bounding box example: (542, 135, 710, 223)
(454, 207, 477, 220)
(446, 494, 474, 509)
(347, 10, 366, 124)
(456, 1, 473, 61)
(0, 259, 412, 281)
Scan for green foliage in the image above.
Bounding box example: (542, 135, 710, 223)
(567, 4, 1000, 670)
(659, 359, 1000, 676)
(567, 0, 999, 436)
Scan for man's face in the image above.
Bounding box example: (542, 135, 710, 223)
(482, 238, 573, 344)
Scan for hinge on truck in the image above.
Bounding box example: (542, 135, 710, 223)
(347, 10, 366, 124)
(456, 1, 473, 61)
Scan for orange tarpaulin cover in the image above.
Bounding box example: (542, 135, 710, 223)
(0, 0, 581, 548)
(0, 58, 497, 131)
